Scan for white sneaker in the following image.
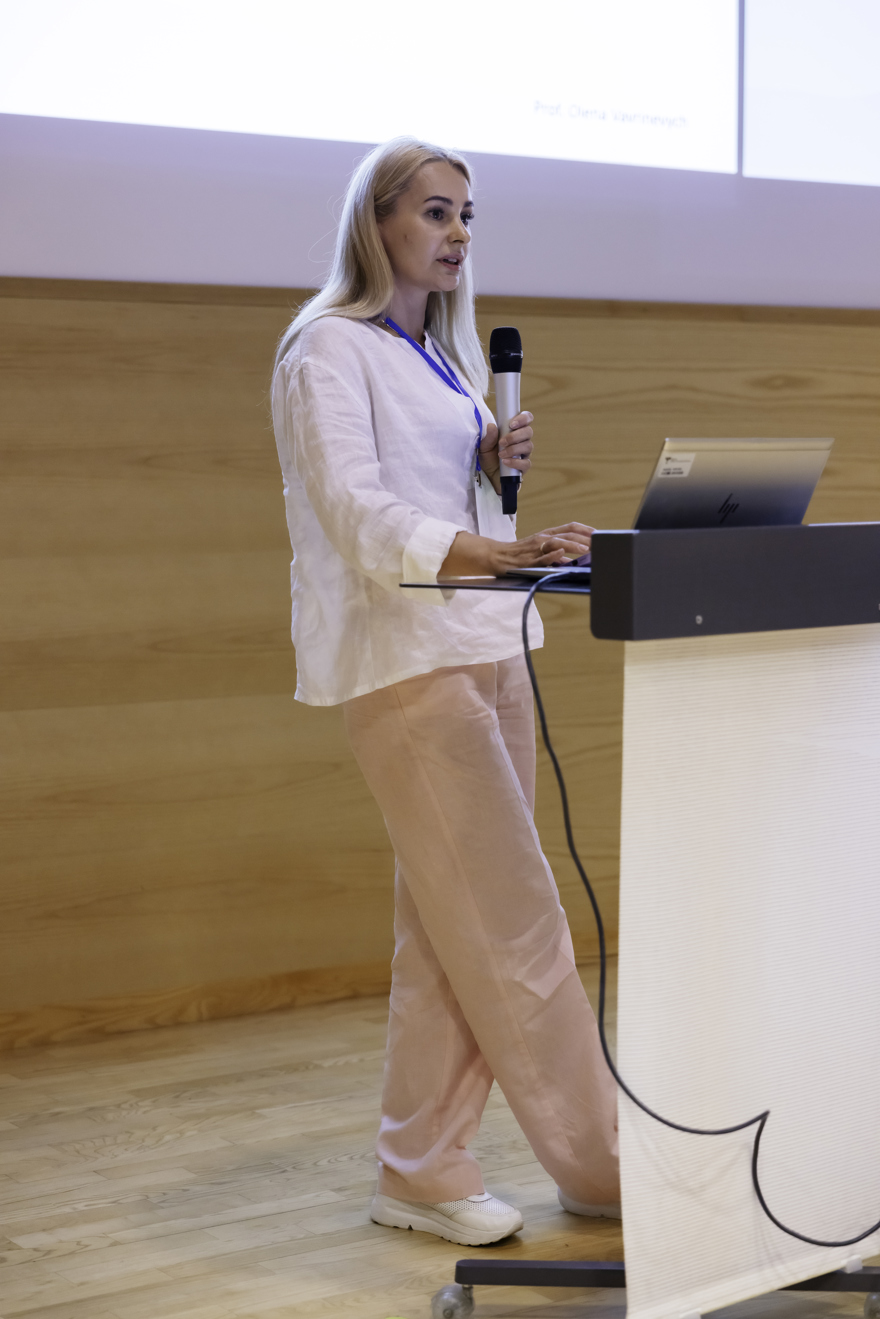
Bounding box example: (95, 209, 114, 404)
(370, 1191, 523, 1246)
(558, 1188, 622, 1219)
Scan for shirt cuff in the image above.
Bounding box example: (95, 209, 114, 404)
(400, 517, 466, 606)
(401, 517, 465, 584)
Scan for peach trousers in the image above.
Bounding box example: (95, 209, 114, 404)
(343, 655, 619, 1205)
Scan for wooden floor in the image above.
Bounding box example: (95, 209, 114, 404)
(0, 963, 872, 1319)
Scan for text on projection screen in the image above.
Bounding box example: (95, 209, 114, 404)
(0, 0, 738, 173)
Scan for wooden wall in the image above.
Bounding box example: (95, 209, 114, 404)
(2, 276, 879, 1049)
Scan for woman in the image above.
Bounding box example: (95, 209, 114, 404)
(272, 137, 619, 1247)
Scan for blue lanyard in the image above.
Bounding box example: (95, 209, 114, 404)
(383, 317, 484, 472)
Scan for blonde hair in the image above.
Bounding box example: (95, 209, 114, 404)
(274, 136, 488, 395)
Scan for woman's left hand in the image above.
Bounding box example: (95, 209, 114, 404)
(479, 412, 533, 493)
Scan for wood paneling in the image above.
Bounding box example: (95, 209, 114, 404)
(2, 275, 879, 1047)
(0, 961, 392, 1052)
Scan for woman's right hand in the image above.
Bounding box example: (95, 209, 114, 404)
(439, 523, 594, 578)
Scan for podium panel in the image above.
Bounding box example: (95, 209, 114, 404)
(618, 623, 880, 1319)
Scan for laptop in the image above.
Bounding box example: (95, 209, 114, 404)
(510, 436, 833, 578)
(633, 437, 833, 530)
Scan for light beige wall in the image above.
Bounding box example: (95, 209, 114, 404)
(2, 277, 879, 1048)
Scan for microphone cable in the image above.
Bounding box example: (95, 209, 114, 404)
(522, 573, 880, 1250)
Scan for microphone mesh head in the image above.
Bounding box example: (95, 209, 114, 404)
(489, 325, 523, 373)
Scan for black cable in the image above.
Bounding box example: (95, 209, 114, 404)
(522, 573, 880, 1249)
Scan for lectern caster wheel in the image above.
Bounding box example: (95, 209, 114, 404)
(864, 1294, 880, 1319)
(430, 1282, 475, 1319)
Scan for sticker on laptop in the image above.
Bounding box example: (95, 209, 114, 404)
(657, 453, 695, 478)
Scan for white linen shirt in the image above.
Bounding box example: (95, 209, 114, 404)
(271, 315, 543, 706)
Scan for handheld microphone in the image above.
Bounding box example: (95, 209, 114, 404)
(489, 326, 523, 515)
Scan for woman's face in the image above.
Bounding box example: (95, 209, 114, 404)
(378, 161, 473, 297)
